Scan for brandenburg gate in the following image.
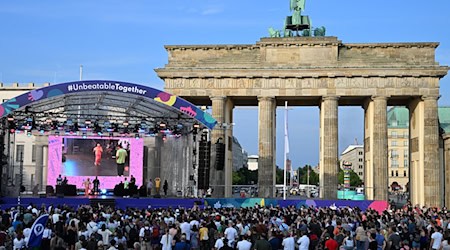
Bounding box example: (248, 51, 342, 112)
(156, 36, 449, 206)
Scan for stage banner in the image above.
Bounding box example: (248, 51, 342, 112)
(28, 214, 49, 248)
(204, 198, 388, 213)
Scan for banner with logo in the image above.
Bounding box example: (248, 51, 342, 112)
(27, 214, 49, 248)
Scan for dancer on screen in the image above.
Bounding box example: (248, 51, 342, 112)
(93, 143, 103, 166)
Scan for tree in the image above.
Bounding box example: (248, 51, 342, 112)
(276, 166, 291, 184)
(338, 169, 363, 187)
(232, 167, 258, 185)
(297, 165, 319, 185)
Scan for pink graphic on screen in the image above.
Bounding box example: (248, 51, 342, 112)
(47, 136, 143, 189)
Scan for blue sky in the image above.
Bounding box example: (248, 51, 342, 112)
(1, 0, 449, 168)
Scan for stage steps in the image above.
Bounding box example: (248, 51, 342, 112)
(90, 198, 116, 208)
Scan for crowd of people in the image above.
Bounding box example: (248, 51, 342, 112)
(2, 200, 450, 250)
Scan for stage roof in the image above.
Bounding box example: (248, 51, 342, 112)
(0, 80, 217, 132)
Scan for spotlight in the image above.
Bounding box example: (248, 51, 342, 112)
(101, 189, 107, 195)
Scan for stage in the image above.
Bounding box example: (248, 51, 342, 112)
(0, 196, 388, 213)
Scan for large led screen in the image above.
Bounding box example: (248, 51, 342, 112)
(47, 136, 143, 189)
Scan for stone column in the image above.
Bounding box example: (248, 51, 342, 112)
(210, 96, 226, 197)
(422, 96, 442, 206)
(34, 136, 47, 191)
(258, 96, 276, 198)
(319, 96, 339, 199)
(372, 96, 388, 201)
(409, 96, 442, 206)
(444, 135, 450, 208)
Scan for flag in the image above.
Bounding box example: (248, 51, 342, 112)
(27, 214, 49, 248)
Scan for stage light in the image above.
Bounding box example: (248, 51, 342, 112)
(101, 189, 107, 195)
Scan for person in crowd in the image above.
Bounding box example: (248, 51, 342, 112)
(297, 230, 310, 250)
(7, 196, 450, 250)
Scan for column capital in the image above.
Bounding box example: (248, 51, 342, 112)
(210, 96, 227, 101)
(371, 95, 389, 101)
(443, 133, 450, 141)
(257, 96, 275, 102)
(322, 95, 339, 101)
(421, 95, 440, 101)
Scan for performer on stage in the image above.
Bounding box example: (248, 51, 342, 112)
(123, 177, 130, 198)
(93, 176, 100, 195)
(56, 174, 63, 186)
(93, 143, 103, 166)
(116, 145, 128, 176)
(83, 178, 91, 196)
(155, 177, 161, 195)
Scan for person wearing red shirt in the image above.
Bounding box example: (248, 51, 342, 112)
(324, 234, 339, 250)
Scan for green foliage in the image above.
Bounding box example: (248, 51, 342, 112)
(232, 167, 258, 185)
(276, 166, 291, 184)
(338, 168, 363, 187)
(297, 165, 319, 185)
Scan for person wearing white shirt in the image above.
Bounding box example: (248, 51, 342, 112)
(161, 229, 174, 250)
(297, 231, 310, 250)
(13, 234, 25, 250)
(282, 232, 296, 250)
(431, 228, 444, 250)
(236, 235, 252, 250)
(180, 220, 191, 242)
(214, 234, 225, 250)
(98, 224, 113, 248)
(224, 222, 238, 247)
(52, 213, 60, 224)
(190, 218, 200, 230)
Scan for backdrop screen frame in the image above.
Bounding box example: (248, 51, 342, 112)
(47, 135, 144, 189)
